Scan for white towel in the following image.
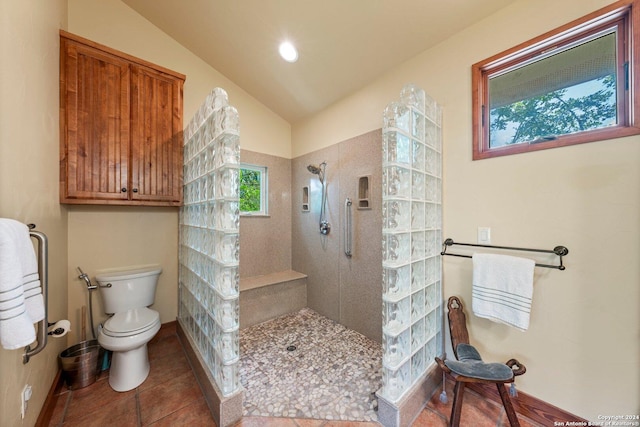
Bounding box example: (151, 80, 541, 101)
(15, 224, 44, 322)
(20, 254, 44, 323)
(472, 253, 535, 331)
(0, 219, 39, 349)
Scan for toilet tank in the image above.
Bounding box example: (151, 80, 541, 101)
(95, 265, 162, 314)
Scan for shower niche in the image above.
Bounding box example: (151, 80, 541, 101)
(357, 175, 371, 210)
(301, 186, 309, 212)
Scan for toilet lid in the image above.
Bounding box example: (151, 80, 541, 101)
(103, 307, 160, 337)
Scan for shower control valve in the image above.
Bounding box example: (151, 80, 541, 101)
(320, 220, 331, 235)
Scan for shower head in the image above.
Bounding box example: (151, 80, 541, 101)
(307, 162, 327, 183)
(307, 162, 327, 185)
(307, 161, 326, 174)
(307, 164, 321, 175)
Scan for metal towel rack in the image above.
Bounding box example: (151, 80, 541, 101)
(440, 238, 569, 270)
(23, 223, 48, 364)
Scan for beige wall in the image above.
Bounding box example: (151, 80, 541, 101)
(291, 0, 639, 420)
(66, 207, 179, 331)
(65, 0, 293, 338)
(0, 1, 68, 426)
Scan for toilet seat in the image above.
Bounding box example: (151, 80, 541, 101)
(103, 307, 160, 338)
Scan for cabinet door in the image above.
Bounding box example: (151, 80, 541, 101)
(60, 40, 130, 202)
(130, 65, 183, 204)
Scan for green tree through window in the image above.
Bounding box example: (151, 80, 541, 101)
(240, 168, 261, 212)
(490, 75, 617, 146)
(239, 164, 267, 215)
(471, 1, 640, 159)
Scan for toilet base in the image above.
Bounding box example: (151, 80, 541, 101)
(97, 313, 161, 392)
(108, 345, 150, 392)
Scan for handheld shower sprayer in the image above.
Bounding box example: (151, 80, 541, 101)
(78, 267, 96, 290)
(307, 161, 330, 235)
(77, 266, 97, 339)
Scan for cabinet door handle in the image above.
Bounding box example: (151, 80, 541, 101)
(132, 188, 138, 193)
(121, 187, 127, 193)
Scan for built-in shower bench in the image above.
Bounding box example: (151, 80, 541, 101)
(239, 270, 307, 328)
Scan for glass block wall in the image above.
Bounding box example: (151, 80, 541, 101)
(380, 83, 443, 403)
(179, 88, 241, 396)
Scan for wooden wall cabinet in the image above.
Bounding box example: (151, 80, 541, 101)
(60, 31, 185, 206)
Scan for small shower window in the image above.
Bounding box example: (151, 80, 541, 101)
(240, 163, 268, 216)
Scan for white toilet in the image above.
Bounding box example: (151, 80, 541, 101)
(96, 265, 162, 392)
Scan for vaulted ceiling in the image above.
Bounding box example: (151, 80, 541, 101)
(122, 0, 515, 123)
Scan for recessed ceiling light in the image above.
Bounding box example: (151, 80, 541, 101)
(279, 41, 298, 63)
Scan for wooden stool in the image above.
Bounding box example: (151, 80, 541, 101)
(435, 296, 526, 427)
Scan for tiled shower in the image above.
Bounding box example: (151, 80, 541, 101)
(291, 129, 384, 343)
(177, 84, 442, 422)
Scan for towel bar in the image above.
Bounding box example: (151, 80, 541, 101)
(440, 238, 568, 270)
(23, 224, 48, 364)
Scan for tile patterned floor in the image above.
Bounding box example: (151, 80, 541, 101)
(47, 317, 545, 427)
(47, 324, 215, 427)
(240, 308, 381, 422)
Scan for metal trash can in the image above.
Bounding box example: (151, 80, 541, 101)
(59, 340, 104, 390)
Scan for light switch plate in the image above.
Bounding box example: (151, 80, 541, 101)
(477, 227, 491, 244)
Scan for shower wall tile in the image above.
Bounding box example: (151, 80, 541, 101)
(384, 200, 411, 232)
(179, 88, 241, 398)
(381, 84, 442, 404)
(239, 150, 292, 278)
(291, 130, 383, 343)
(291, 144, 341, 324)
(383, 264, 410, 301)
(337, 130, 383, 343)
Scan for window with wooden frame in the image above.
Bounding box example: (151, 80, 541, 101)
(472, 0, 639, 160)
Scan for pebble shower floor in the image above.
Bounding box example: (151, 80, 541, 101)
(240, 308, 382, 422)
